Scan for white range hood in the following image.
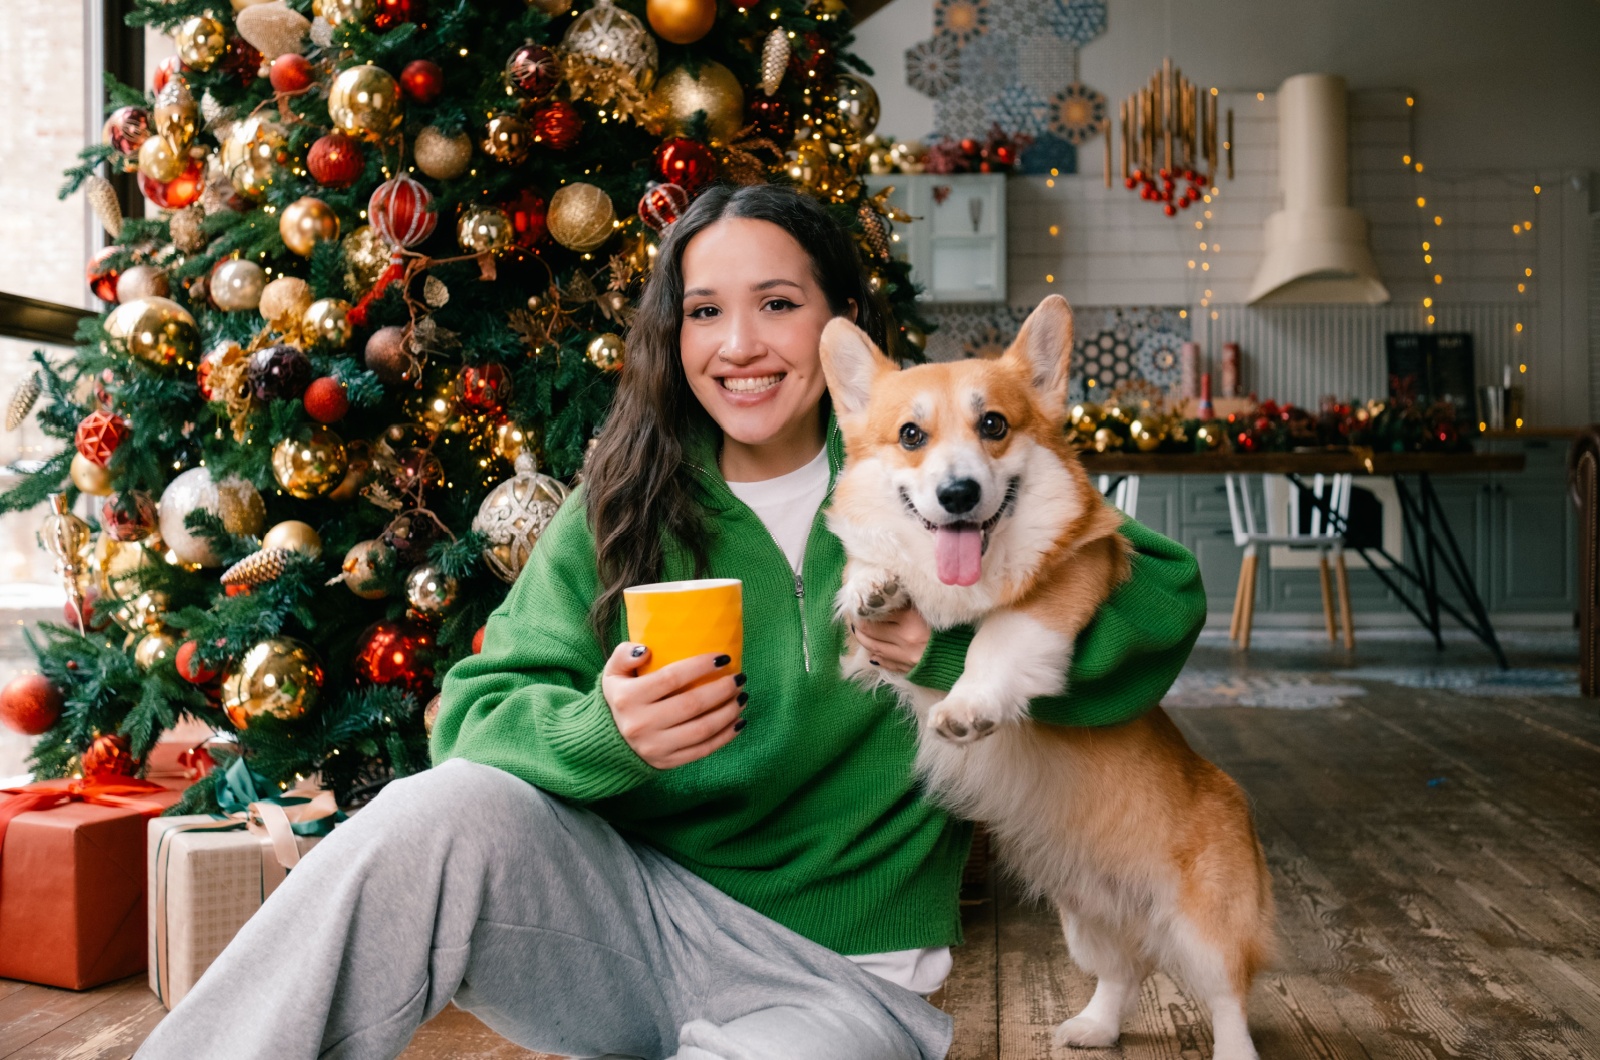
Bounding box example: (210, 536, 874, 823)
(1247, 73, 1389, 305)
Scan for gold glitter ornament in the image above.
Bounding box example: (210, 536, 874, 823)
(585, 332, 625, 372)
(105, 297, 200, 369)
(272, 424, 348, 499)
(413, 126, 473, 181)
(235, 2, 310, 60)
(546, 182, 616, 252)
(259, 276, 314, 329)
(471, 451, 571, 582)
(153, 80, 199, 149)
(70, 453, 115, 495)
(343, 225, 390, 295)
(327, 64, 403, 141)
(482, 114, 532, 165)
(457, 206, 515, 255)
(134, 630, 179, 671)
(280, 196, 340, 258)
(652, 61, 744, 142)
(561, 0, 657, 89)
(157, 467, 267, 566)
(222, 637, 323, 729)
(760, 29, 788, 96)
(175, 15, 228, 71)
(303, 298, 354, 348)
(169, 206, 206, 252)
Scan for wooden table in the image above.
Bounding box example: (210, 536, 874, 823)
(1079, 449, 1528, 667)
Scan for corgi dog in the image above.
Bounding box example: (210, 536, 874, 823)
(819, 295, 1275, 1060)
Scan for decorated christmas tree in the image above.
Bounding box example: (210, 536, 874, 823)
(1, 0, 931, 809)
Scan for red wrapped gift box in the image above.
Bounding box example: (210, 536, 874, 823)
(0, 778, 185, 990)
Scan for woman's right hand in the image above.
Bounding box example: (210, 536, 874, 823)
(601, 642, 747, 769)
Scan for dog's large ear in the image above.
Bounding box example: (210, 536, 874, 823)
(1004, 295, 1074, 410)
(820, 317, 894, 417)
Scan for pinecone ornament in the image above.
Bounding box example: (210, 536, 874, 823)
(6, 373, 41, 431)
(220, 547, 293, 588)
(761, 29, 788, 96)
(84, 175, 123, 239)
(857, 203, 890, 261)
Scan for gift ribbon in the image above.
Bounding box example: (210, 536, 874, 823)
(0, 775, 174, 865)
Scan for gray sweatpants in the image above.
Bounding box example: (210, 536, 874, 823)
(135, 758, 954, 1060)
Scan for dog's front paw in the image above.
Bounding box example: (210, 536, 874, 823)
(1053, 1015, 1120, 1049)
(840, 568, 908, 620)
(928, 693, 1005, 744)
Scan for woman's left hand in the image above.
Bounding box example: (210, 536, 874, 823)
(853, 607, 931, 674)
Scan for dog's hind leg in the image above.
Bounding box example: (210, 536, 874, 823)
(1168, 917, 1260, 1060)
(1052, 908, 1145, 1049)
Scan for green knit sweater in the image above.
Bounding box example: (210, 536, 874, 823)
(430, 425, 1206, 955)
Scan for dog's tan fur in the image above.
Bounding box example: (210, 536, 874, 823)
(820, 296, 1275, 1058)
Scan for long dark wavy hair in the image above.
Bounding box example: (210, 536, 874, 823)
(583, 183, 893, 640)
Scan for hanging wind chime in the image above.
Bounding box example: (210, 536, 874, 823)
(1114, 58, 1232, 215)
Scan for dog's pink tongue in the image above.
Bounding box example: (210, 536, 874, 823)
(934, 526, 983, 586)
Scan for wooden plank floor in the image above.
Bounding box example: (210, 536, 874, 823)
(5, 634, 1598, 1059)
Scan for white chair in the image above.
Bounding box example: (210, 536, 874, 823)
(1096, 474, 1140, 519)
(1224, 473, 1355, 651)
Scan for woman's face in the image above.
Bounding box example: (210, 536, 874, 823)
(679, 217, 844, 467)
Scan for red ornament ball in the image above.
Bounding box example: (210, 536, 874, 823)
(504, 187, 549, 248)
(506, 43, 560, 99)
(221, 37, 263, 86)
(745, 96, 791, 140)
(152, 55, 183, 94)
(247, 343, 313, 401)
(308, 132, 365, 188)
(102, 106, 150, 157)
(472, 626, 486, 653)
(304, 376, 350, 423)
(269, 53, 315, 94)
(82, 733, 136, 778)
(400, 59, 444, 103)
(87, 246, 121, 302)
(373, 0, 422, 31)
(530, 101, 582, 150)
(369, 174, 437, 248)
(100, 490, 157, 542)
(353, 619, 437, 696)
(175, 640, 220, 684)
(0, 673, 64, 736)
(653, 137, 716, 194)
(75, 409, 130, 467)
(65, 586, 111, 633)
(638, 181, 689, 232)
(138, 156, 205, 210)
(460, 363, 511, 413)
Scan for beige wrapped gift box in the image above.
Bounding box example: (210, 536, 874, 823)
(147, 794, 335, 1009)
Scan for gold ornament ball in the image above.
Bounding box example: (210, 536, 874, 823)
(647, 0, 716, 44)
(280, 196, 340, 258)
(105, 296, 200, 369)
(457, 206, 515, 256)
(158, 467, 267, 566)
(1129, 418, 1162, 452)
(546, 183, 616, 253)
(414, 126, 473, 181)
(482, 114, 532, 165)
(134, 630, 179, 671)
(303, 297, 354, 348)
(562, 0, 658, 88)
(1194, 422, 1223, 451)
(529, 0, 573, 13)
(653, 60, 744, 142)
(271, 424, 349, 500)
(341, 539, 391, 599)
(138, 135, 185, 183)
(93, 534, 155, 602)
(220, 116, 285, 200)
(1092, 426, 1120, 453)
(70, 453, 115, 495)
(113, 589, 170, 634)
(259, 276, 314, 329)
(585, 332, 625, 372)
(342, 225, 390, 295)
(832, 73, 880, 138)
(423, 694, 442, 737)
(328, 64, 403, 141)
(116, 265, 170, 304)
(211, 258, 266, 312)
(471, 452, 571, 582)
(492, 420, 533, 463)
(153, 80, 198, 149)
(1102, 400, 1132, 425)
(222, 637, 323, 730)
(318, 0, 373, 23)
(787, 140, 829, 187)
(405, 563, 459, 614)
(175, 15, 228, 71)
(900, 324, 927, 352)
(262, 520, 322, 558)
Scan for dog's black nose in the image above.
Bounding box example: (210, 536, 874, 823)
(937, 478, 981, 515)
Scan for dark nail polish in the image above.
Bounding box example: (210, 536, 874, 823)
(734, 672, 747, 687)
(734, 718, 747, 732)
(870, 659, 880, 666)
(630, 645, 648, 658)
(714, 654, 732, 668)
(737, 691, 749, 706)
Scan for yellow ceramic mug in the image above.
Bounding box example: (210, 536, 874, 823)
(623, 578, 743, 681)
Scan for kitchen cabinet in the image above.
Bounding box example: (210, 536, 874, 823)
(862, 174, 1006, 304)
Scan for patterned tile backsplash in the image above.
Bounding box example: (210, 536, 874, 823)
(924, 304, 1191, 404)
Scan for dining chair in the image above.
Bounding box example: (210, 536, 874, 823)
(1225, 473, 1355, 651)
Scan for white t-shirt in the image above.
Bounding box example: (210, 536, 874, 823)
(725, 446, 953, 998)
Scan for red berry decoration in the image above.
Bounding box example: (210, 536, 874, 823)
(304, 376, 350, 423)
(638, 181, 689, 232)
(530, 101, 582, 150)
(247, 343, 313, 401)
(746, 96, 791, 140)
(100, 491, 157, 542)
(82, 733, 137, 778)
(75, 409, 129, 467)
(460, 364, 510, 413)
(369, 174, 437, 248)
(152, 55, 182, 93)
(138, 156, 205, 209)
(0, 673, 64, 736)
(269, 53, 315, 93)
(400, 59, 444, 103)
(506, 43, 560, 99)
(472, 626, 486, 653)
(353, 619, 437, 696)
(504, 188, 549, 248)
(372, 0, 421, 31)
(307, 132, 365, 188)
(654, 137, 716, 194)
(175, 640, 220, 684)
(87, 246, 121, 302)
